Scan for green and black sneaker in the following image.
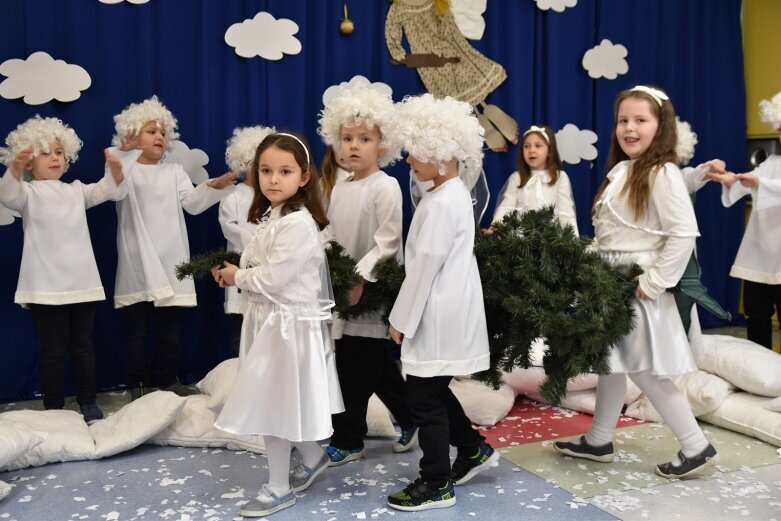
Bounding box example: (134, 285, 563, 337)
(387, 478, 456, 511)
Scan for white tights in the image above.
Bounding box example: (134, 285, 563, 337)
(263, 435, 324, 496)
(585, 371, 708, 460)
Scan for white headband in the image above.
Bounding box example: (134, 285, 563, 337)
(273, 132, 310, 167)
(522, 125, 550, 144)
(630, 85, 669, 107)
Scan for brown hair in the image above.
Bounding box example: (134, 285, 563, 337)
(516, 125, 562, 188)
(246, 133, 329, 230)
(593, 87, 678, 218)
(319, 146, 340, 203)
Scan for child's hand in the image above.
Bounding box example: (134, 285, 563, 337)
(120, 132, 139, 152)
(483, 227, 495, 235)
(633, 276, 650, 300)
(699, 159, 726, 174)
(9, 147, 33, 180)
(210, 264, 222, 282)
(104, 149, 124, 184)
(389, 325, 404, 345)
(348, 280, 366, 306)
(706, 170, 738, 187)
(207, 172, 238, 189)
(737, 172, 759, 188)
(216, 262, 239, 287)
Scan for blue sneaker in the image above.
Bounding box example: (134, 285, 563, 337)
(392, 427, 418, 453)
(387, 478, 456, 511)
(239, 485, 295, 517)
(291, 451, 329, 492)
(325, 445, 365, 467)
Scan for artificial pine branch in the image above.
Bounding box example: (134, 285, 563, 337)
(175, 250, 241, 281)
(325, 241, 364, 316)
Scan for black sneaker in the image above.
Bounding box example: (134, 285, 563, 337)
(656, 444, 719, 479)
(80, 403, 104, 424)
(553, 436, 614, 463)
(450, 441, 500, 485)
(392, 427, 418, 453)
(387, 478, 455, 511)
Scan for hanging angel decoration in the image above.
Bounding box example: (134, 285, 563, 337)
(385, 0, 518, 151)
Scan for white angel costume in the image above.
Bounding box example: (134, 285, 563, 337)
(218, 183, 256, 314)
(492, 170, 579, 234)
(215, 206, 344, 442)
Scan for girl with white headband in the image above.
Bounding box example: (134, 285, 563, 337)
(212, 132, 343, 518)
(491, 124, 578, 234)
(706, 89, 781, 349)
(108, 96, 237, 400)
(554, 85, 718, 479)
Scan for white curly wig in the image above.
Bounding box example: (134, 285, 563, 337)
(395, 94, 484, 177)
(111, 95, 180, 148)
(759, 90, 781, 131)
(675, 117, 698, 166)
(225, 126, 276, 174)
(0, 115, 82, 172)
(317, 83, 401, 167)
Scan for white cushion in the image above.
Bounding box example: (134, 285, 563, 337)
(0, 480, 11, 501)
(367, 394, 397, 437)
(196, 358, 239, 411)
(0, 410, 95, 471)
(764, 395, 781, 412)
(0, 420, 46, 468)
(450, 378, 516, 426)
(91, 391, 187, 458)
(700, 392, 781, 447)
(698, 334, 781, 397)
(624, 370, 735, 422)
(526, 389, 597, 414)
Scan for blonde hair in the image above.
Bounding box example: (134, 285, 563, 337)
(112, 95, 179, 148)
(0, 115, 82, 173)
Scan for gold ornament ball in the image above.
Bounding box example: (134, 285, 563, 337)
(340, 18, 354, 35)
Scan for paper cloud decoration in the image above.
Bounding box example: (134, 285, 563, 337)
(0, 205, 20, 226)
(555, 124, 598, 165)
(322, 75, 393, 107)
(451, 0, 487, 40)
(534, 0, 577, 13)
(0, 52, 91, 105)
(98, 0, 150, 4)
(165, 140, 210, 185)
(582, 39, 628, 80)
(225, 12, 302, 60)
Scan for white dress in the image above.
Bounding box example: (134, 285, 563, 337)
(492, 170, 579, 234)
(593, 161, 699, 375)
(0, 169, 127, 306)
(389, 178, 490, 377)
(218, 183, 256, 314)
(215, 206, 344, 442)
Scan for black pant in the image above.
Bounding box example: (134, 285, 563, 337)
(124, 303, 182, 388)
(330, 335, 414, 450)
(744, 280, 781, 349)
(406, 375, 484, 486)
(229, 313, 243, 358)
(29, 302, 97, 409)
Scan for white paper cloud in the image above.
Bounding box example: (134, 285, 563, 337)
(98, 0, 150, 4)
(582, 39, 628, 80)
(451, 0, 487, 40)
(555, 124, 598, 165)
(534, 0, 577, 13)
(322, 75, 393, 107)
(0, 52, 91, 105)
(165, 141, 209, 185)
(0, 205, 20, 226)
(225, 12, 301, 60)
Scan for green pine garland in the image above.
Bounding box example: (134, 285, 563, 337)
(175, 250, 241, 281)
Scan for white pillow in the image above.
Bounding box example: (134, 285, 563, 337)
(526, 389, 597, 414)
(91, 391, 187, 458)
(0, 410, 95, 471)
(0, 480, 11, 501)
(450, 378, 516, 426)
(698, 334, 781, 397)
(700, 392, 781, 447)
(624, 370, 735, 422)
(196, 358, 239, 411)
(367, 394, 397, 438)
(764, 395, 781, 412)
(0, 420, 46, 468)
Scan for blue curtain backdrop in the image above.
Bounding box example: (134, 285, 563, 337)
(0, 0, 746, 401)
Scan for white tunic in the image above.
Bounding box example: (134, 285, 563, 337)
(320, 167, 351, 212)
(720, 155, 781, 284)
(594, 161, 699, 375)
(492, 170, 579, 234)
(389, 178, 490, 377)
(0, 169, 126, 306)
(218, 183, 257, 314)
(323, 171, 404, 338)
(215, 206, 344, 441)
(112, 148, 234, 308)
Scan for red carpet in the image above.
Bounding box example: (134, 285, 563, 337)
(478, 397, 645, 448)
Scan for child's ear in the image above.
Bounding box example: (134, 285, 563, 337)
(299, 170, 311, 187)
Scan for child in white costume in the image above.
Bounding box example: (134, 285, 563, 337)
(109, 96, 236, 398)
(212, 133, 343, 519)
(707, 90, 781, 349)
(0, 116, 126, 423)
(318, 146, 351, 212)
(219, 126, 275, 357)
(386, 94, 497, 512)
(318, 81, 417, 465)
(491, 124, 578, 234)
(554, 86, 718, 479)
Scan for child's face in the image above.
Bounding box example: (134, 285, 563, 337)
(137, 120, 168, 163)
(406, 155, 439, 183)
(257, 145, 309, 208)
(616, 97, 659, 160)
(339, 120, 382, 177)
(27, 140, 66, 181)
(522, 133, 549, 170)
